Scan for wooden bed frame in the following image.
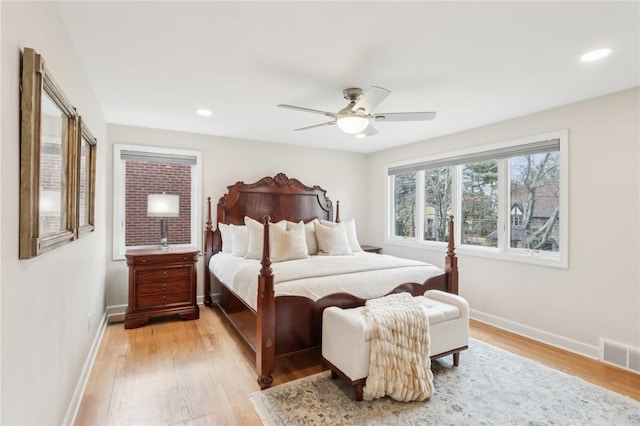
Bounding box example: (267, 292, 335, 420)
(203, 173, 459, 389)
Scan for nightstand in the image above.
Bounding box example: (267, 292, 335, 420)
(360, 245, 382, 254)
(124, 246, 199, 329)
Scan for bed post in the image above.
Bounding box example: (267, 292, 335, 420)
(446, 215, 459, 295)
(335, 200, 340, 223)
(256, 215, 275, 389)
(204, 197, 213, 306)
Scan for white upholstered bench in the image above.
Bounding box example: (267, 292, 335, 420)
(322, 290, 469, 401)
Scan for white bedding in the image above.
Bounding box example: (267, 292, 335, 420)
(209, 252, 443, 311)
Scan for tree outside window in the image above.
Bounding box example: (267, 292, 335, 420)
(424, 168, 452, 242)
(462, 161, 498, 247)
(509, 152, 560, 251)
(393, 172, 416, 238)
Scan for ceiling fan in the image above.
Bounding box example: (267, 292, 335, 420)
(277, 86, 436, 137)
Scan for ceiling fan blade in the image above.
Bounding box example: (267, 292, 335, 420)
(278, 104, 336, 118)
(373, 111, 436, 122)
(294, 121, 336, 131)
(352, 86, 391, 114)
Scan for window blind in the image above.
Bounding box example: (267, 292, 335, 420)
(388, 138, 560, 176)
(120, 150, 197, 166)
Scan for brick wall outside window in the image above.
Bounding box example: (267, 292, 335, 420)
(125, 161, 192, 246)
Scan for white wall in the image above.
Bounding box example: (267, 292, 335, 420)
(1, 3, 108, 424)
(368, 87, 640, 356)
(106, 124, 369, 309)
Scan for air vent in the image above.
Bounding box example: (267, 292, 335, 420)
(600, 339, 640, 373)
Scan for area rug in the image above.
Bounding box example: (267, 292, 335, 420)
(250, 338, 640, 425)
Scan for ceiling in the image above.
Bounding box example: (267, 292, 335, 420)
(56, 1, 639, 154)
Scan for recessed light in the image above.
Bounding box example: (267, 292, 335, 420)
(355, 133, 366, 139)
(196, 109, 212, 116)
(580, 48, 613, 62)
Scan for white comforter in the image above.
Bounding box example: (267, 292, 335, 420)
(209, 252, 443, 311)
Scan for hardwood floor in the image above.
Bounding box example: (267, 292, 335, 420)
(75, 306, 640, 425)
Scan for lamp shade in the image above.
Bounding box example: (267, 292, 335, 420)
(147, 194, 179, 217)
(336, 114, 370, 134)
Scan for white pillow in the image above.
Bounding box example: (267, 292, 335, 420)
(270, 222, 309, 262)
(320, 218, 362, 252)
(287, 219, 319, 255)
(314, 221, 353, 256)
(218, 223, 233, 253)
(230, 224, 248, 257)
(245, 216, 287, 259)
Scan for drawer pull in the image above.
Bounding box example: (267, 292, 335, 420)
(163, 296, 167, 302)
(162, 272, 168, 278)
(141, 259, 146, 263)
(162, 283, 167, 290)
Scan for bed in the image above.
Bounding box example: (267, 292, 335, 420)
(203, 173, 459, 389)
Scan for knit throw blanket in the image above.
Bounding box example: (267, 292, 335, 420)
(362, 292, 434, 402)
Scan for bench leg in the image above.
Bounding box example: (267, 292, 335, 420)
(355, 383, 363, 401)
(453, 352, 460, 366)
(330, 369, 338, 380)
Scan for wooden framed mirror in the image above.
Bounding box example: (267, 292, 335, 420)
(20, 47, 78, 258)
(76, 118, 97, 237)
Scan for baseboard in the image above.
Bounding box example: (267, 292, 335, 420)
(106, 303, 127, 323)
(106, 295, 210, 324)
(470, 309, 600, 359)
(62, 311, 109, 426)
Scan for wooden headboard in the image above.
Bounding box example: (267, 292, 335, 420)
(216, 172, 333, 225)
(203, 172, 335, 305)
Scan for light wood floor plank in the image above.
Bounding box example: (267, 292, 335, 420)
(74, 306, 639, 425)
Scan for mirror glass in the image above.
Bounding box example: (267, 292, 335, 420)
(38, 89, 66, 235)
(79, 136, 89, 226)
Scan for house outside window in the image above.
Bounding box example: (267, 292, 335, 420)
(113, 144, 202, 259)
(387, 130, 567, 268)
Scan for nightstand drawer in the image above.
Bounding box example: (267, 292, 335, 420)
(137, 280, 191, 295)
(137, 291, 191, 309)
(136, 267, 190, 284)
(129, 252, 197, 266)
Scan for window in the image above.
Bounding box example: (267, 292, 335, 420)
(462, 161, 498, 248)
(113, 144, 202, 259)
(387, 130, 568, 268)
(424, 168, 451, 242)
(393, 172, 416, 238)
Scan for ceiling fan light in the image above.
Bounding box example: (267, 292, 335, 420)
(336, 115, 370, 134)
(580, 48, 613, 62)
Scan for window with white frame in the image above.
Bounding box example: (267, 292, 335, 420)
(113, 144, 202, 259)
(387, 130, 568, 268)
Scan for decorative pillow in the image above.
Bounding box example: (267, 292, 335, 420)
(320, 218, 362, 252)
(230, 224, 248, 257)
(218, 223, 233, 253)
(245, 216, 287, 259)
(287, 219, 319, 255)
(314, 221, 353, 256)
(270, 223, 309, 262)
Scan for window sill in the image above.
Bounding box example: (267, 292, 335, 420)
(384, 238, 567, 269)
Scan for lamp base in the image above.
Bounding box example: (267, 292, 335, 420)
(159, 218, 169, 249)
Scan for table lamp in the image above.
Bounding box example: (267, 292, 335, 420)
(147, 193, 179, 248)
